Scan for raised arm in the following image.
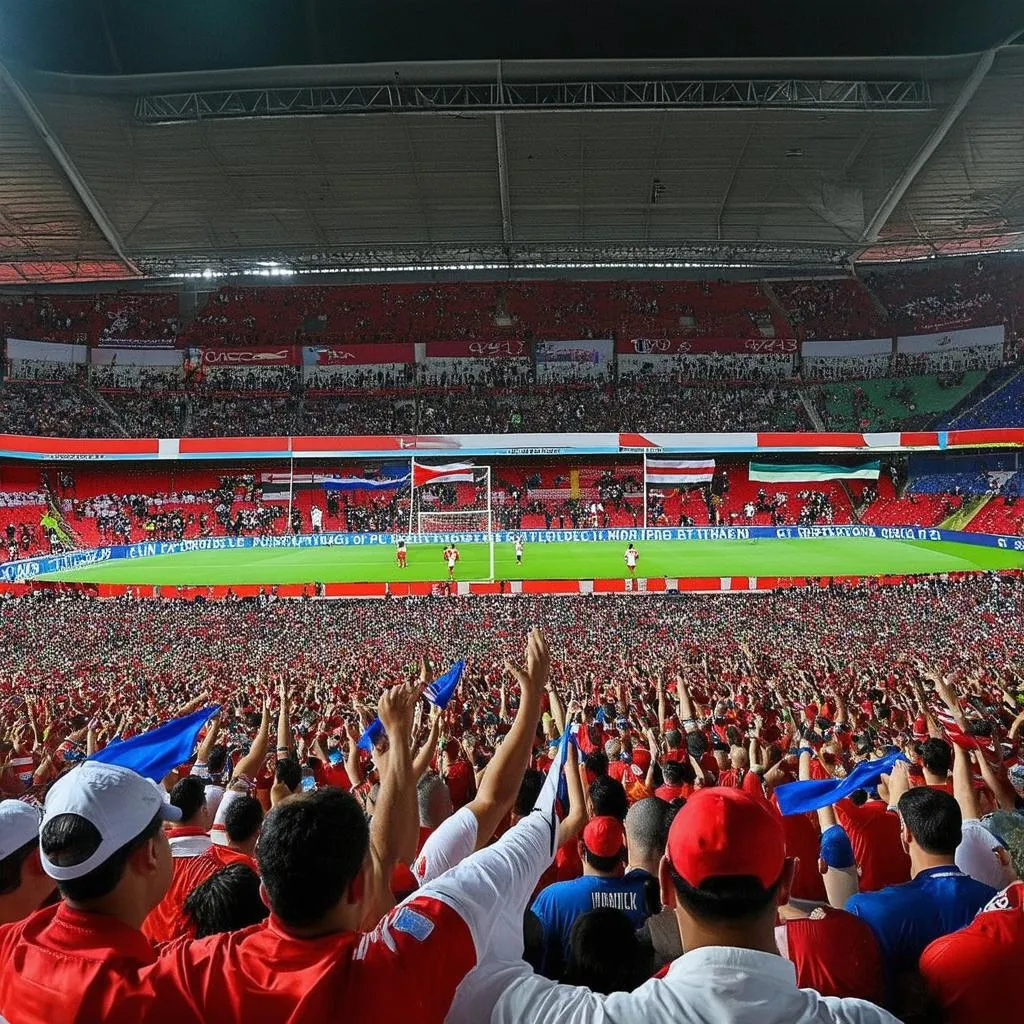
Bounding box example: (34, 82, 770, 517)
(364, 676, 425, 926)
(951, 741, 980, 823)
(465, 628, 549, 850)
(194, 714, 221, 765)
(276, 678, 293, 760)
(230, 697, 270, 783)
(412, 705, 442, 781)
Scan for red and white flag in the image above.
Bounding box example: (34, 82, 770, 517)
(412, 462, 476, 487)
(645, 459, 716, 484)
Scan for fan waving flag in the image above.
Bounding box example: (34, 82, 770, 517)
(774, 749, 908, 816)
(90, 705, 220, 783)
(358, 661, 466, 753)
(645, 459, 716, 484)
(412, 462, 476, 487)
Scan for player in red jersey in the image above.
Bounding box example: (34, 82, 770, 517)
(443, 545, 460, 579)
(396, 538, 408, 568)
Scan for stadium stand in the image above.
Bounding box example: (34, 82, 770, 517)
(770, 278, 890, 340)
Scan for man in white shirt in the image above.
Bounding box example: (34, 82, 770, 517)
(454, 787, 899, 1024)
(310, 505, 323, 534)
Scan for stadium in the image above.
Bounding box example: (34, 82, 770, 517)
(1, 3, 1024, 1022)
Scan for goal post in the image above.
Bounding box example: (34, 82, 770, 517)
(409, 462, 494, 580)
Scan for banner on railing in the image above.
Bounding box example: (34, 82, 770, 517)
(90, 347, 184, 367)
(801, 338, 892, 358)
(302, 343, 414, 366)
(95, 338, 177, 350)
(618, 337, 797, 355)
(200, 346, 300, 367)
(535, 339, 614, 366)
(896, 324, 1004, 354)
(5, 338, 88, 364)
(5, 524, 1023, 583)
(425, 340, 530, 359)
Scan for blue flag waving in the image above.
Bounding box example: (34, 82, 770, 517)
(358, 661, 465, 753)
(774, 749, 909, 816)
(90, 705, 220, 783)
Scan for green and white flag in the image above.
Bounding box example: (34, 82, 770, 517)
(748, 461, 881, 483)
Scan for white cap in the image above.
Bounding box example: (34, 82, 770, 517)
(40, 762, 182, 881)
(0, 800, 41, 860)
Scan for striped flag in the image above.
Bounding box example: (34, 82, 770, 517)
(412, 462, 476, 487)
(748, 461, 880, 483)
(645, 459, 716, 484)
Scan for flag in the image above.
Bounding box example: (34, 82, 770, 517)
(774, 750, 908, 816)
(90, 705, 220, 782)
(425, 660, 465, 708)
(748, 461, 881, 483)
(357, 661, 466, 753)
(323, 475, 410, 491)
(535, 725, 575, 856)
(645, 459, 716, 484)
(412, 462, 476, 487)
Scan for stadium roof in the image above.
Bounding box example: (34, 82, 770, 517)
(0, 2, 1022, 282)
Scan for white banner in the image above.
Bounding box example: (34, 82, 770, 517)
(5, 337, 88, 364)
(801, 338, 891, 358)
(89, 347, 184, 367)
(645, 458, 716, 484)
(896, 324, 1004, 354)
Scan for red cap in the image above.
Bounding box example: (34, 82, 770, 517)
(666, 787, 785, 890)
(582, 816, 626, 859)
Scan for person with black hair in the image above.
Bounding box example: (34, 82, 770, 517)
(563, 907, 654, 994)
(143, 774, 216, 943)
(0, 762, 180, 1021)
(0, 800, 53, 924)
(480, 787, 898, 1023)
(182, 863, 268, 939)
(210, 794, 263, 864)
(918, 737, 953, 791)
(845, 761, 996, 978)
(588, 775, 627, 822)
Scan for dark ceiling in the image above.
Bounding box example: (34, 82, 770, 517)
(1, 0, 1022, 75)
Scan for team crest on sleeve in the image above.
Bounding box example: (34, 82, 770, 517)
(392, 907, 435, 942)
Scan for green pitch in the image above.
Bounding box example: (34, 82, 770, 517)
(38, 538, 1024, 586)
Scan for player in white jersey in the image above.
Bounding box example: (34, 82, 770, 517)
(624, 543, 639, 576)
(310, 504, 323, 533)
(514, 538, 524, 565)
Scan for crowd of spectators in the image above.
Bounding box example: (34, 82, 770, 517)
(0, 576, 1023, 1020)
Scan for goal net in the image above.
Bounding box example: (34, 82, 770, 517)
(409, 464, 494, 580)
(417, 510, 492, 535)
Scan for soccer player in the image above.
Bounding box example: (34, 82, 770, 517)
(396, 538, 408, 569)
(309, 505, 323, 534)
(444, 545, 460, 580)
(624, 543, 639, 576)
(514, 537, 524, 565)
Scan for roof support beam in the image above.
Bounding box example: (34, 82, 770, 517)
(0, 62, 136, 272)
(860, 44, 1001, 243)
(494, 111, 513, 247)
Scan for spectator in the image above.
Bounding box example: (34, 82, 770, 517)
(531, 815, 655, 977)
(0, 800, 53, 925)
(182, 863, 268, 939)
(844, 767, 997, 980)
(562, 907, 654, 994)
(918, 880, 1024, 1023)
(481, 787, 899, 1022)
(211, 794, 263, 866)
(0, 762, 180, 1017)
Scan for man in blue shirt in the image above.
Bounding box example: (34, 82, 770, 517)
(531, 816, 653, 978)
(845, 766, 995, 978)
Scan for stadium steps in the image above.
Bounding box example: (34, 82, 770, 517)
(941, 495, 989, 531)
(761, 282, 795, 333)
(857, 277, 893, 326)
(798, 389, 825, 430)
(80, 382, 130, 438)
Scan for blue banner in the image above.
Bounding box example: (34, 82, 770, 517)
(4, 524, 1024, 583)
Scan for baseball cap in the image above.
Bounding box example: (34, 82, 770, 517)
(582, 816, 626, 859)
(40, 762, 182, 882)
(666, 787, 785, 889)
(0, 800, 41, 860)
